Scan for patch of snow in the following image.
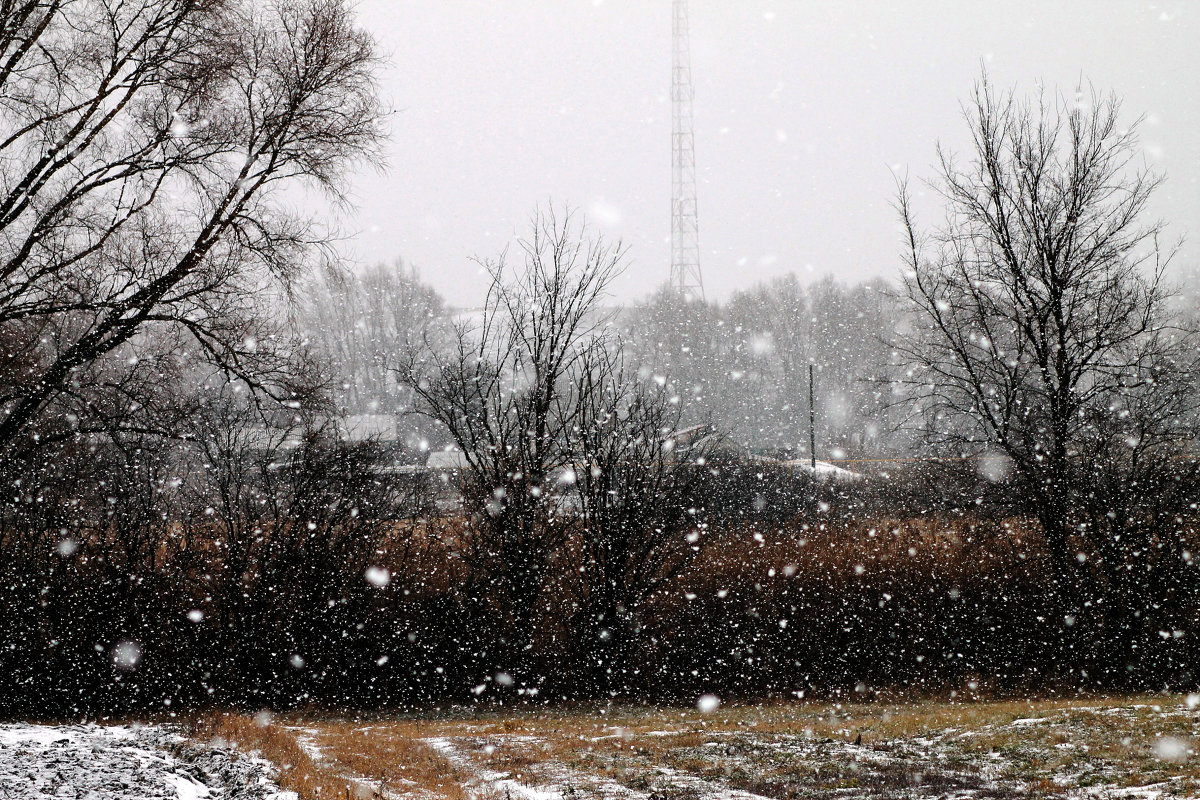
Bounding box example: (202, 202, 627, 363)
(1072, 781, 1178, 800)
(429, 735, 647, 800)
(781, 458, 863, 481)
(284, 726, 325, 763)
(0, 722, 293, 800)
(646, 764, 777, 800)
(167, 772, 213, 800)
(426, 737, 560, 800)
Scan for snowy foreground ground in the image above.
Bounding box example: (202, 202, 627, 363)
(0, 723, 294, 799)
(3, 698, 1198, 799)
(224, 697, 1200, 799)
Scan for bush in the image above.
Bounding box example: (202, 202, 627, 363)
(2, 444, 1197, 716)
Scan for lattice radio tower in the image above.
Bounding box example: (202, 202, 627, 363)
(670, 0, 704, 303)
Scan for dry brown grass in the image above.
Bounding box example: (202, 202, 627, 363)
(297, 719, 468, 800)
(188, 712, 371, 799)
(190, 713, 493, 799)
(688, 515, 1047, 593)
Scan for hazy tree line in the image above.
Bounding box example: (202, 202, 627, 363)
(0, 0, 1196, 715)
(301, 262, 907, 462)
(625, 275, 902, 459)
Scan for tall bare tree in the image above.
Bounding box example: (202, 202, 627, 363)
(0, 0, 384, 456)
(398, 206, 626, 682)
(896, 74, 1199, 666)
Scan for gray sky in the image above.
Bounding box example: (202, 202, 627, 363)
(340, 0, 1199, 307)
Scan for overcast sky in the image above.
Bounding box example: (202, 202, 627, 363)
(337, 0, 1199, 307)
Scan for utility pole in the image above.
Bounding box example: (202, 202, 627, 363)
(670, 0, 704, 303)
(808, 364, 816, 469)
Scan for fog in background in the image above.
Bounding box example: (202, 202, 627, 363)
(339, 0, 1199, 307)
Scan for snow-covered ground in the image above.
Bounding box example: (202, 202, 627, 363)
(14, 700, 1194, 800)
(427, 733, 781, 800)
(0, 723, 295, 800)
(281, 698, 1200, 800)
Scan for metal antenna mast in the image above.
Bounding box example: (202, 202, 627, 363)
(670, 0, 704, 303)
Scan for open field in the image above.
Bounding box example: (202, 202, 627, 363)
(193, 696, 1200, 800)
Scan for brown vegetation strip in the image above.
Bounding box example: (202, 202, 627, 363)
(187, 713, 379, 800)
(301, 719, 469, 800)
(190, 712, 473, 800)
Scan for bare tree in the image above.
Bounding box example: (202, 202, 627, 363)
(566, 344, 715, 695)
(895, 74, 1199, 664)
(0, 0, 384, 456)
(398, 206, 626, 682)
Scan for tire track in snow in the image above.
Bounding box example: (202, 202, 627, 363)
(282, 725, 421, 800)
(424, 734, 776, 800)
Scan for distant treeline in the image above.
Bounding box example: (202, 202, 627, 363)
(303, 261, 908, 462)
